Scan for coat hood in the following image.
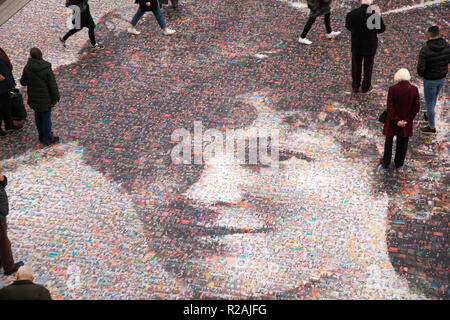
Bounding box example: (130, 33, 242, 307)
(427, 38, 448, 52)
(25, 58, 52, 73)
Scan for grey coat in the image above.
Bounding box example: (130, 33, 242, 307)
(307, 0, 331, 18)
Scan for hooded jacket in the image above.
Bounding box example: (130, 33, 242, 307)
(0, 176, 8, 225)
(417, 38, 450, 80)
(20, 58, 60, 112)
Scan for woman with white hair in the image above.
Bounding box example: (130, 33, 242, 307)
(381, 68, 420, 169)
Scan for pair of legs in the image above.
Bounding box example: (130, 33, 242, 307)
(62, 11, 100, 47)
(382, 136, 409, 169)
(0, 219, 15, 273)
(0, 92, 13, 133)
(130, 6, 167, 30)
(300, 13, 332, 38)
(423, 78, 445, 129)
(34, 109, 55, 144)
(351, 54, 374, 93)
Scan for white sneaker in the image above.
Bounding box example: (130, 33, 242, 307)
(298, 37, 312, 45)
(326, 31, 341, 39)
(163, 28, 176, 36)
(127, 27, 141, 35)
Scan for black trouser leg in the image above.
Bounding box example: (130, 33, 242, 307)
(63, 28, 82, 41)
(88, 26, 96, 46)
(382, 136, 393, 168)
(394, 136, 409, 168)
(301, 16, 317, 38)
(0, 92, 13, 130)
(351, 53, 363, 90)
(324, 13, 331, 33)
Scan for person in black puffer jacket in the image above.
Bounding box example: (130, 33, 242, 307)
(417, 26, 450, 134)
(127, 0, 176, 36)
(0, 169, 24, 277)
(20, 48, 60, 146)
(298, 0, 341, 45)
(59, 0, 104, 50)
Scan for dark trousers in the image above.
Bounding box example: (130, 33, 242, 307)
(382, 136, 409, 168)
(34, 109, 54, 143)
(351, 54, 374, 92)
(301, 13, 331, 38)
(0, 92, 13, 131)
(63, 26, 96, 46)
(0, 219, 15, 273)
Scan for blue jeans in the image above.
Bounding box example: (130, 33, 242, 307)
(130, 7, 167, 29)
(423, 78, 445, 128)
(34, 109, 54, 143)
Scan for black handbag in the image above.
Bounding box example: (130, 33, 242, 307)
(378, 110, 387, 123)
(9, 88, 27, 121)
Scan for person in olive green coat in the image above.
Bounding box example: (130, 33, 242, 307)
(20, 48, 60, 146)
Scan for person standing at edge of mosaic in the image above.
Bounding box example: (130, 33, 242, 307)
(298, 0, 341, 45)
(20, 48, 60, 147)
(59, 0, 105, 51)
(381, 68, 420, 170)
(0, 167, 24, 276)
(127, 0, 176, 36)
(417, 26, 450, 134)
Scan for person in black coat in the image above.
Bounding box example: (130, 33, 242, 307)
(0, 53, 23, 136)
(417, 26, 450, 134)
(345, 0, 386, 93)
(59, 0, 104, 50)
(0, 265, 51, 300)
(127, 0, 176, 36)
(298, 0, 341, 45)
(0, 169, 23, 276)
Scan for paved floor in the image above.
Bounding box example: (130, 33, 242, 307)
(0, 0, 30, 26)
(0, 0, 448, 299)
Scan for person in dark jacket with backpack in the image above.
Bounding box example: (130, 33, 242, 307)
(417, 26, 450, 134)
(345, 0, 386, 93)
(0, 265, 51, 300)
(0, 169, 24, 277)
(59, 0, 104, 50)
(0, 51, 23, 136)
(381, 69, 420, 170)
(298, 0, 341, 45)
(20, 48, 60, 146)
(127, 0, 176, 36)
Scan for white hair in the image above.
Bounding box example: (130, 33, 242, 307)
(361, 0, 374, 5)
(17, 265, 34, 279)
(394, 68, 411, 82)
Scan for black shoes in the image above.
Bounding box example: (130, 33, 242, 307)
(4, 261, 24, 276)
(352, 88, 360, 93)
(5, 123, 23, 131)
(42, 136, 60, 146)
(420, 126, 436, 134)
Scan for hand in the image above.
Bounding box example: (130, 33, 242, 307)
(0, 75, 5, 81)
(53, 102, 58, 107)
(397, 120, 407, 127)
(146, 2, 151, 6)
(0, 174, 4, 182)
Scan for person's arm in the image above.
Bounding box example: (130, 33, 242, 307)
(417, 47, 426, 78)
(386, 87, 400, 125)
(47, 69, 60, 104)
(345, 12, 352, 31)
(376, 16, 386, 34)
(406, 87, 421, 122)
(20, 68, 28, 86)
(0, 175, 8, 225)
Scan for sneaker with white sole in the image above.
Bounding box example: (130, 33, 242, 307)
(91, 43, 105, 51)
(326, 31, 341, 39)
(127, 27, 141, 35)
(163, 28, 176, 36)
(298, 37, 312, 45)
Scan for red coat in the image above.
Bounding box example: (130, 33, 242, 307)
(383, 81, 420, 138)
